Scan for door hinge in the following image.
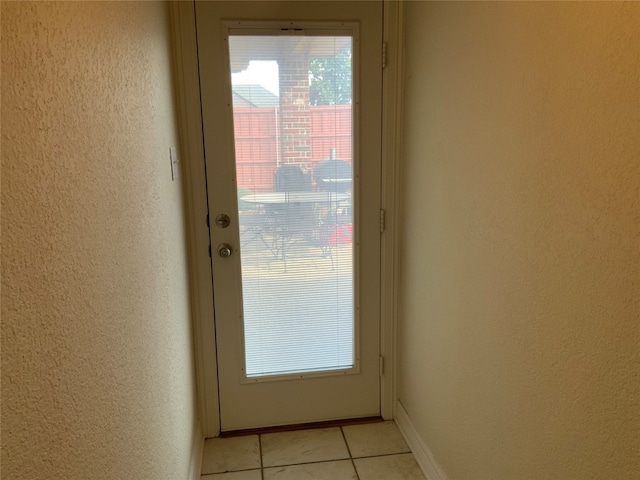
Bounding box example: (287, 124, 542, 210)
(380, 355, 385, 377)
(382, 41, 387, 69)
(380, 209, 386, 233)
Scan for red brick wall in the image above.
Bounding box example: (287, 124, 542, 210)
(279, 59, 311, 165)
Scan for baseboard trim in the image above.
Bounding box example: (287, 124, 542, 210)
(395, 401, 449, 480)
(188, 420, 204, 480)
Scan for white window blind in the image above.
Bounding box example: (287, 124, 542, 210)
(228, 34, 355, 377)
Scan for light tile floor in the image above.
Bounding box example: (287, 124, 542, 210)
(201, 421, 426, 480)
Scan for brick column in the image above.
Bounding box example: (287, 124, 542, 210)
(278, 57, 311, 166)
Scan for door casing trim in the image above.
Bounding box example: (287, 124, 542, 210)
(380, 0, 404, 422)
(169, 0, 221, 436)
(169, 0, 404, 438)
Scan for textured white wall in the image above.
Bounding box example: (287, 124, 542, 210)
(1, 2, 197, 479)
(399, 2, 639, 479)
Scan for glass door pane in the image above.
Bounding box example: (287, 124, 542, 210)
(229, 35, 355, 378)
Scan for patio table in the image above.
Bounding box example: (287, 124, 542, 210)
(239, 192, 351, 271)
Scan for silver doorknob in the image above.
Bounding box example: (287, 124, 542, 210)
(217, 243, 233, 258)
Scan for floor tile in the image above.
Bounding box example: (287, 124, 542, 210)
(342, 421, 410, 458)
(201, 470, 262, 480)
(201, 436, 261, 475)
(264, 460, 358, 479)
(261, 427, 350, 467)
(354, 453, 426, 480)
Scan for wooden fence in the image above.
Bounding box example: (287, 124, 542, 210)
(233, 105, 352, 192)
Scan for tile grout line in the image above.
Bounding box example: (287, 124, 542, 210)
(206, 423, 416, 478)
(340, 426, 361, 480)
(259, 457, 352, 469)
(258, 434, 265, 480)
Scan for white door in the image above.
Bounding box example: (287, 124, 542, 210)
(195, 1, 383, 432)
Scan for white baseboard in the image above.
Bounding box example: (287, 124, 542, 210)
(395, 401, 449, 480)
(188, 420, 204, 480)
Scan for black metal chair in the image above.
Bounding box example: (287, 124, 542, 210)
(237, 187, 271, 252)
(270, 165, 317, 270)
(313, 159, 352, 251)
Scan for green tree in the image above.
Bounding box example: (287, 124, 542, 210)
(309, 46, 352, 105)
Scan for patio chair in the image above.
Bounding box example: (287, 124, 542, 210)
(237, 187, 270, 251)
(313, 159, 353, 249)
(270, 165, 318, 270)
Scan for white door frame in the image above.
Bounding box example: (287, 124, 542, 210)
(169, 0, 404, 438)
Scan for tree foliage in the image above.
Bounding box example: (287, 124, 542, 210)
(309, 46, 352, 106)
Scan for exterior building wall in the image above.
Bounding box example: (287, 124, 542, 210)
(278, 58, 312, 165)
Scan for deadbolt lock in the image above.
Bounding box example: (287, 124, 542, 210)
(215, 214, 231, 228)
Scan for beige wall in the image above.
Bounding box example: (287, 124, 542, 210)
(1, 2, 197, 479)
(399, 2, 639, 479)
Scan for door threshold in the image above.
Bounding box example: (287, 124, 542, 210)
(219, 416, 383, 438)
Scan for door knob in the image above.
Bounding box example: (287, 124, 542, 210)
(217, 243, 233, 258)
